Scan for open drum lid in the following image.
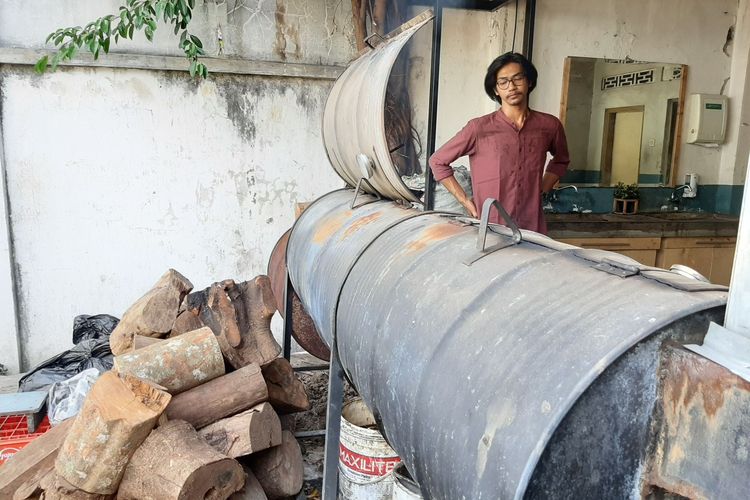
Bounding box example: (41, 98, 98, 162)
(322, 12, 434, 203)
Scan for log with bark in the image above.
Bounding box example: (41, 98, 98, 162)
(117, 420, 244, 500)
(199, 402, 282, 458)
(55, 372, 171, 495)
(39, 473, 112, 500)
(110, 269, 193, 354)
(166, 363, 268, 429)
(168, 309, 205, 338)
(113, 327, 224, 394)
(248, 430, 304, 499)
(262, 358, 310, 414)
(0, 417, 75, 499)
(198, 278, 281, 369)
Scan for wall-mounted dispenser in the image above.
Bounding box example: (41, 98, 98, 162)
(686, 94, 728, 144)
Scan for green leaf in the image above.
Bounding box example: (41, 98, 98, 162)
(128, 23, 135, 38)
(145, 27, 153, 41)
(189, 59, 197, 77)
(103, 37, 111, 53)
(180, 30, 187, 44)
(190, 34, 202, 48)
(34, 55, 49, 74)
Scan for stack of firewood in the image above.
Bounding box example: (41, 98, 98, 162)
(1, 269, 311, 500)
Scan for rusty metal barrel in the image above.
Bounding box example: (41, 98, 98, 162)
(286, 189, 729, 499)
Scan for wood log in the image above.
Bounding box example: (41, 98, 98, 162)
(130, 334, 163, 351)
(248, 430, 304, 499)
(116, 420, 244, 500)
(202, 281, 244, 348)
(261, 358, 310, 414)
(229, 466, 268, 500)
(234, 277, 281, 366)
(55, 372, 171, 495)
(199, 278, 281, 369)
(113, 327, 224, 394)
(39, 473, 112, 500)
(168, 310, 205, 338)
(110, 269, 193, 354)
(166, 363, 268, 429)
(199, 402, 282, 458)
(0, 418, 75, 498)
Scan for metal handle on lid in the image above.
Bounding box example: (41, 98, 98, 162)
(476, 198, 522, 251)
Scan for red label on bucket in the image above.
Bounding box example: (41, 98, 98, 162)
(339, 444, 401, 476)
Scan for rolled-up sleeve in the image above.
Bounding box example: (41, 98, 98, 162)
(429, 121, 477, 182)
(545, 120, 570, 178)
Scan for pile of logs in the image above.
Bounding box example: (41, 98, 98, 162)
(1, 269, 311, 500)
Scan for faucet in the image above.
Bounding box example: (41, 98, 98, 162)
(670, 184, 691, 203)
(550, 185, 578, 202)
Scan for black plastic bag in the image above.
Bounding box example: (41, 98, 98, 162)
(72, 314, 119, 343)
(18, 314, 118, 393)
(18, 338, 114, 393)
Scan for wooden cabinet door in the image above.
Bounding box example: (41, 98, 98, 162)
(657, 237, 737, 286)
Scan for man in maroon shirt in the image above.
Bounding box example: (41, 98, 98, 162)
(429, 52, 570, 234)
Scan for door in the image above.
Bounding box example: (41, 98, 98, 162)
(601, 106, 645, 186)
(611, 110, 643, 185)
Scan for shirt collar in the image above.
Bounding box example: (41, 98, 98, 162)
(494, 107, 535, 129)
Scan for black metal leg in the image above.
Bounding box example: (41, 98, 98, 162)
(322, 350, 344, 499)
(282, 273, 293, 361)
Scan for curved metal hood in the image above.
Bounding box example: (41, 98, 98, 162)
(322, 13, 433, 203)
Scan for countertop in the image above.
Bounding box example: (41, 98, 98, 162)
(545, 212, 740, 239)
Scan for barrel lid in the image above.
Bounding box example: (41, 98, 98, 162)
(322, 11, 434, 203)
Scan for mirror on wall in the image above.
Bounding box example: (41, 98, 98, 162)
(558, 57, 687, 187)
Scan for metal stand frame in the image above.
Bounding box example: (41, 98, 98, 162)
(281, 270, 342, 498)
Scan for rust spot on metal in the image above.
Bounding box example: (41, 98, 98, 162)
(312, 210, 353, 244)
(340, 212, 383, 240)
(663, 346, 750, 420)
(646, 344, 750, 498)
(404, 223, 464, 254)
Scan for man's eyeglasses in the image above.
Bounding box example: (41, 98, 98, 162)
(496, 74, 526, 89)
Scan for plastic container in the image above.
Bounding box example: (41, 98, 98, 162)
(0, 415, 51, 465)
(339, 399, 400, 499)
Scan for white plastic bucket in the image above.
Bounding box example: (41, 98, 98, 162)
(391, 463, 422, 500)
(339, 398, 400, 499)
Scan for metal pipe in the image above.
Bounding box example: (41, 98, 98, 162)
(423, 1, 442, 211)
(287, 189, 728, 499)
(522, 0, 536, 60)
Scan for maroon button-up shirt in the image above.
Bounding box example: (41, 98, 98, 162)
(429, 109, 570, 234)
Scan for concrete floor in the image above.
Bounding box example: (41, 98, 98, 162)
(0, 373, 23, 394)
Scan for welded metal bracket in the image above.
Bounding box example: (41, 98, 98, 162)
(350, 177, 381, 209)
(593, 258, 640, 278)
(463, 198, 522, 266)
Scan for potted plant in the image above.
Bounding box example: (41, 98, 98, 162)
(612, 182, 640, 214)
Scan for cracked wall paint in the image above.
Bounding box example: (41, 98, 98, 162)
(0, 65, 342, 367)
(0, 0, 356, 67)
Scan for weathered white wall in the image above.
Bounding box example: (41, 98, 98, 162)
(0, 0, 355, 66)
(0, 0, 355, 372)
(1, 66, 343, 369)
(532, 0, 739, 185)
